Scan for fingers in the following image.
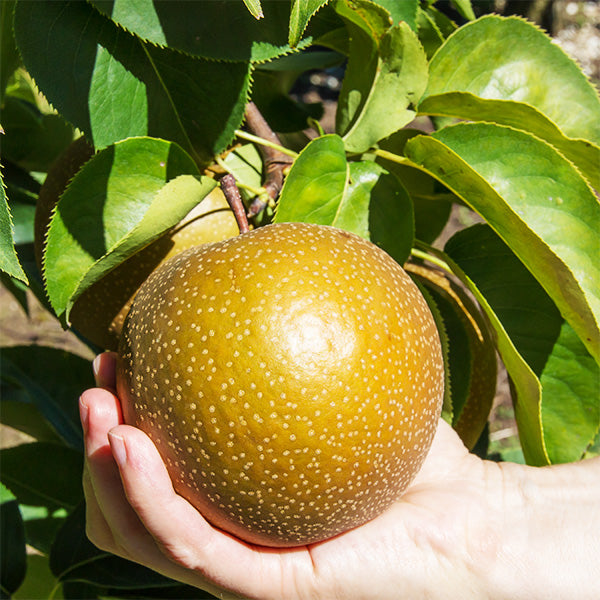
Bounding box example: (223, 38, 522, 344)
(106, 424, 295, 597)
(92, 352, 117, 390)
(79, 388, 150, 558)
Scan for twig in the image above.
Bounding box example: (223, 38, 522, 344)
(220, 174, 250, 234)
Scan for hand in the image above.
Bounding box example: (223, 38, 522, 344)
(80, 353, 600, 600)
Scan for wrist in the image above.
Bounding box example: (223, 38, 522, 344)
(485, 457, 600, 600)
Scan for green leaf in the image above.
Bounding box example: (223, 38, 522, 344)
(275, 137, 413, 260)
(404, 123, 600, 365)
(376, 128, 452, 244)
(19, 504, 67, 555)
(12, 554, 59, 600)
(346, 161, 413, 265)
(244, 0, 264, 20)
(14, 0, 251, 164)
(1, 1, 20, 103)
(446, 225, 599, 465)
(289, 0, 328, 47)
(1, 482, 27, 597)
(0, 401, 62, 445)
(415, 243, 546, 464)
(43, 137, 214, 319)
(0, 97, 74, 173)
(335, 1, 428, 153)
(371, 0, 418, 30)
(0, 443, 83, 511)
(1, 346, 94, 449)
(7, 201, 35, 246)
(539, 322, 600, 464)
(51, 503, 176, 589)
(222, 144, 264, 199)
(415, 7, 445, 59)
(450, 0, 475, 21)
(275, 134, 348, 224)
(418, 93, 600, 191)
(89, 0, 310, 62)
(419, 15, 600, 177)
(0, 168, 28, 284)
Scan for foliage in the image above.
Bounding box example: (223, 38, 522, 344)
(1, 0, 598, 597)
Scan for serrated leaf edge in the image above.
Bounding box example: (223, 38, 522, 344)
(87, 0, 313, 65)
(427, 14, 600, 107)
(0, 165, 28, 283)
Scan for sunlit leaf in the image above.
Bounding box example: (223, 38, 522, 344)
(14, 0, 251, 164)
(418, 93, 600, 191)
(43, 137, 215, 319)
(0, 168, 28, 283)
(371, 0, 418, 30)
(89, 0, 310, 62)
(419, 15, 600, 186)
(405, 123, 600, 364)
(221, 143, 264, 204)
(335, 1, 428, 152)
(275, 134, 348, 224)
(244, 0, 264, 20)
(446, 225, 599, 464)
(289, 0, 328, 47)
(539, 322, 600, 463)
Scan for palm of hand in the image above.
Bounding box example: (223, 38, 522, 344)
(82, 354, 497, 600)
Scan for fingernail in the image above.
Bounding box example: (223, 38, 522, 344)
(92, 355, 102, 384)
(108, 432, 127, 467)
(79, 397, 89, 434)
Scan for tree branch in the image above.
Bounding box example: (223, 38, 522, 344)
(243, 102, 294, 216)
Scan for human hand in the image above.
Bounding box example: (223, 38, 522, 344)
(80, 352, 600, 600)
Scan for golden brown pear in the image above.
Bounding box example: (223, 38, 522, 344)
(117, 222, 444, 547)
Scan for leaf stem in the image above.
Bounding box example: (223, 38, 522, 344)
(234, 129, 298, 159)
(371, 148, 412, 166)
(410, 246, 453, 275)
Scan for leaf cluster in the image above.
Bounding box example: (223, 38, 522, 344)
(1, 0, 599, 597)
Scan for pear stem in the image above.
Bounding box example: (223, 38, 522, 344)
(220, 174, 250, 234)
